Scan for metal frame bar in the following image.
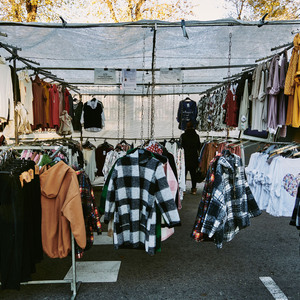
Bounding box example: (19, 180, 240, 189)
(1, 19, 300, 28)
(37, 64, 256, 72)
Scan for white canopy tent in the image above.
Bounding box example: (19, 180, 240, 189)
(0, 18, 299, 141)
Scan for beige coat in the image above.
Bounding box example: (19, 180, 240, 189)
(39, 161, 86, 258)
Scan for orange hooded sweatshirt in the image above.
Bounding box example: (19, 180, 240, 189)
(39, 161, 86, 258)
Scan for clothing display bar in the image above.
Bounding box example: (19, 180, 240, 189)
(37, 64, 257, 72)
(0, 145, 80, 300)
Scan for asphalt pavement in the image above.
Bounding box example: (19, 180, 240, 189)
(1, 182, 299, 300)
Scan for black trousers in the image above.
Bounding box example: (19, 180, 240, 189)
(185, 166, 197, 189)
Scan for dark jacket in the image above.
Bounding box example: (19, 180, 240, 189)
(180, 129, 200, 169)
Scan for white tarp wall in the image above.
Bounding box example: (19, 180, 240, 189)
(1, 19, 300, 142)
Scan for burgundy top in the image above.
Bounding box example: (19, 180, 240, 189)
(50, 84, 60, 127)
(223, 89, 239, 127)
(32, 75, 46, 129)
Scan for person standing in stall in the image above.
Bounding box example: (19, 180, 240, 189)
(180, 121, 201, 195)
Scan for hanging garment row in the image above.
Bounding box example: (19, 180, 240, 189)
(191, 148, 261, 248)
(99, 141, 183, 255)
(0, 144, 101, 290)
(246, 143, 300, 217)
(0, 64, 106, 137)
(197, 139, 243, 183)
(183, 33, 300, 135)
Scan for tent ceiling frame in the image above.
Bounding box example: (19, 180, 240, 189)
(1, 19, 300, 29)
(69, 81, 223, 86)
(37, 64, 256, 72)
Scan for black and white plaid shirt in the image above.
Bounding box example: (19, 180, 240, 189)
(201, 152, 261, 248)
(104, 149, 181, 255)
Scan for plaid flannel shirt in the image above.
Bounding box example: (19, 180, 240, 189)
(191, 154, 221, 242)
(75, 170, 102, 258)
(104, 149, 181, 255)
(201, 151, 261, 248)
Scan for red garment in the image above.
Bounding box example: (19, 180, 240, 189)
(32, 75, 46, 130)
(222, 89, 239, 127)
(64, 88, 70, 113)
(49, 84, 60, 127)
(42, 81, 52, 128)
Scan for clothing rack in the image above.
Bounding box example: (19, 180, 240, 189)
(0, 145, 80, 300)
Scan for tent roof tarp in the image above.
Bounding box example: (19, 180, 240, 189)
(1, 18, 300, 95)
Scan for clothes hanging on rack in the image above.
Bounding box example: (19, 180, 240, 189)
(18, 70, 34, 125)
(104, 148, 181, 255)
(75, 169, 102, 258)
(223, 85, 239, 127)
(246, 148, 300, 217)
(3, 102, 32, 138)
(39, 160, 86, 258)
(0, 154, 43, 290)
(198, 140, 242, 182)
(82, 141, 98, 183)
(57, 110, 73, 136)
(192, 150, 261, 248)
(165, 139, 186, 200)
(81, 97, 105, 132)
(72, 98, 83, 132)
(196, 88, 227, 131)
(102, 147, 126, 181)
(0, 57, 14, 123)
(95, 141, 114, 177)
(32, 75, 45, 130)
(177, 97, 198, 130)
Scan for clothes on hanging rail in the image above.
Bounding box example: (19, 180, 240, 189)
(104, 148, 181, 255)
(0, 56, 14, 123)
(223, 84, 239, 127)
(198, 140, 242, 182)
(0, 156, 43, 290)
(177, 97, 198, 130)
(95, 141, 114, 177)
(39, 160, 86, 258)
(72, 98, 83, 132)
(3, 102, 32, 138)
(102, 147, 126, 181)
(18, 70, 34, 125)
(81, 97, 105, 132)
(75, 170, 102, 259)
(196, 88, 227, 131)
(165, 138, 186, 200)
(246, 148, 300, 217)
(82, 141, 98, 183)
(192, 150, 261, 248)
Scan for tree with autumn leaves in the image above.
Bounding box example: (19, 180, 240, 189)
(0, 0, 67, 22)
(226, 0, 299, 20)
(0, 0, 193, 22)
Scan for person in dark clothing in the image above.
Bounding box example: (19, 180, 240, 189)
(180, 121, 201, 195)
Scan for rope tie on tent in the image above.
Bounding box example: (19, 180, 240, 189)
(172, 86, 175, 138)
(227, 32, 233, 90)
(226, 31, 233, 137)
(117, 72, 121, 140)
(141, 32, 146, 143)
(122, 94, 126, 139)
(150, 24, 157, 140)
